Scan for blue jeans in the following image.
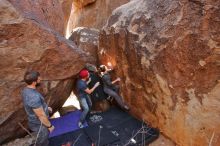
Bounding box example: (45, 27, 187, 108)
(79, 95, 92, 123)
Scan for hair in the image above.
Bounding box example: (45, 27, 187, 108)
(24, 71, 40, 85)
(99, 65, 106, 73)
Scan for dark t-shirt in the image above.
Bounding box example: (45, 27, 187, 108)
(102, 73, 114, 89)
(88, 72, 108, 101)
(22, 87, 49, 126)
(76, 79, 88, 99)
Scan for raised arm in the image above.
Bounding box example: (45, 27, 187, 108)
(84, 82, 100, 94)
(112, 77, 120, 84)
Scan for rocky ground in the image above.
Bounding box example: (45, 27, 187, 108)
(2, 134, 176, 146)
(2, 135, 33, 146)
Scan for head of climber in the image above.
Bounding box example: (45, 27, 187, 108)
(99, 65, 107, 73)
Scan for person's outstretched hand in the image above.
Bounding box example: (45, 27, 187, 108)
(95, 82, 100, 88)
(48, 125, 55, 133)
(48, 107, 53, 113)
(116, 77, 121, 82)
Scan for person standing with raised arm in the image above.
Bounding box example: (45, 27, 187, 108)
(76, 69, 100, 128)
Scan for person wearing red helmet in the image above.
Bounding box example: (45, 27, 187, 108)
(76, 69, 100, 128)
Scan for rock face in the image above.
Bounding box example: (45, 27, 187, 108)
(8, 0, 65, 35)
(98, 0, 220, 146)
(149, 135, 176, 146)
(69, 27, 99, 64)
(65, 0, 130, 37)
(0, 0, 95, 144)
(60, 0, 74, 35)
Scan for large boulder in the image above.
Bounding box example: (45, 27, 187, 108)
(65, 0, 130, 37)
(69, 27, 99, 64)
(61, 0, 97, 36)
(0, 0, 95, 144)
(98, 0, 220, 146)
(8, 0, 65, 35)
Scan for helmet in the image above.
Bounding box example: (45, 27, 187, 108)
(79, 69, 89, 78)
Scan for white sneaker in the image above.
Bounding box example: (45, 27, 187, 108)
(78, 122, 84, 128)
(106, 96, 111, 100)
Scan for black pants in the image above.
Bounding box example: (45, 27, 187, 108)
(103, 85, 125, 108)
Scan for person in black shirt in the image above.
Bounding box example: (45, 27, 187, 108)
(85, 63, 108, 101)
(99, 65, 129, 110)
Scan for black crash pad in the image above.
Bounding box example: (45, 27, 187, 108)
(87, 107, 132, 128)
(84, 124, 120, 146)
(49, 107, 159, 146)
